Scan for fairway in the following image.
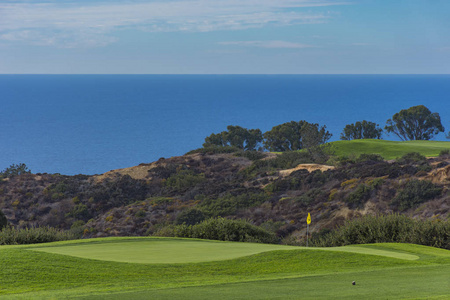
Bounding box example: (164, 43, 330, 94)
(329, 139, 450, 160)
(1, 237, 449, 299)
(83, 265, 450, 300)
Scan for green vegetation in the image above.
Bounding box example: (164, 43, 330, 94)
(199, 193, 270, 217)
(0, 238, 448, 299)
(263, 120, 332, 152)
(310, 214, 449, 249)
(0, 226, 78, 245)
(155, 217, 278, 244)
(341, 120, 383, 140)
(0, 209, 7, 229)
(344, 183, 373, 208)
(385, 105, 445, 141)
(391, 179, 442, 211)
(203, 125, 263, 151)
(329, 139, 450, 160)
(164, 169, 206, 192)
(0, 163, 31, 179)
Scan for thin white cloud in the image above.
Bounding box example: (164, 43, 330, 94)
(0, 0, 348, 48)
(219, 40, 315, 49)
(352, 43, 371, 46)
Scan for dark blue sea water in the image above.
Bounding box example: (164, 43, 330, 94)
(1, 75, 449, 175)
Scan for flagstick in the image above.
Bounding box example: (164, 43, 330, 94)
(306, 223, 309, 247)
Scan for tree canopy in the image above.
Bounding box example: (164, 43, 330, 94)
(341, 120, 383, 140)
(203, 125, 263, 151)
(384, 105, 445, 141)
(263, 121, 332, 152)
(0, 163, 31, 179)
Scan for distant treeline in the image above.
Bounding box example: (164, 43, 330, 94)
(202, 105, 447, 152)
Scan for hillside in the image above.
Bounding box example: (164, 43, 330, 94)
(0, 140, 449, 244)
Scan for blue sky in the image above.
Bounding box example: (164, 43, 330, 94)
(0, 0, 449, 74)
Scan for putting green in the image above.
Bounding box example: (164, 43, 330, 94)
(27, 237, 419, 264)
(28, 238, 300, 263)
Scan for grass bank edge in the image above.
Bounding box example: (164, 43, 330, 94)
(3, 237, 448, 262)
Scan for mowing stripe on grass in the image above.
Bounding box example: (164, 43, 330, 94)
(320, 246, 419, 261)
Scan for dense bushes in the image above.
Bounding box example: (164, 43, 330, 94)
(175, 208, 206, 225)
(186, 145, 241, 155)
(396, 152, 431, 172)
(154, 217, 278, 244)
(391, 179, 442, 210)
(199, 192, 270, 217)
(310, 214, 449, 249)
(0, 210, 7, 229)
(0, 226, 78, 245)
(164, 170, 206, 192)
(344, 184, 373, 208)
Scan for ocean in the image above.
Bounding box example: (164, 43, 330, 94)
(1, 75, 449, 175)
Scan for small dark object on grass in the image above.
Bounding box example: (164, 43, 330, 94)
(352, 281, 356, 285)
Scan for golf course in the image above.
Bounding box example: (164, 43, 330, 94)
(1, 237, 449, 299)
(329, 140, 450, 160)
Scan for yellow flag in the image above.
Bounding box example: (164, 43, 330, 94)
(307, 213, 311, 224)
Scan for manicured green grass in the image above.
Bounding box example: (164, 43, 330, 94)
(1, 237, 448, 299)
(28, 237, 300, 264)
(328, 139, 450, 160)
(83, 266, 450, 300)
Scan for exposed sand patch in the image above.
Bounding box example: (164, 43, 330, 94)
(279, 163, 334, 177)
(94, 163, 158, 182)
(425, 164, 450, 184)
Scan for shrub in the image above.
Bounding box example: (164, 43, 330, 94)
(165, 170, 206, 192)
(309, 214, 449, 249)
(234, 150, 266, 161)
(0, 210, 7, 229)
(200, 192, 269, 217)
(391, 179, 442, 210)
(0, 226, 78, 245)
(397, 152, 427, 164)
(186, 145, 240, 155)
(439, 149, 449, 156)
(175, 208, 206, 225)
(154, 217, 278, 244)
(0, 163, 31, 178)
(356, 153, 384, 163)
(344, 184, 373, 208)
(296, 188, 324, 207)
(67, 203, 90, 220)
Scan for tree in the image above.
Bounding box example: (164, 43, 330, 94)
(0, 163, 31, 179)
(263, 121, 332, 152)
(0, 209, 7, 229)
(341, 120, 383, 140)
(385, 105, 444, 141)
(203, 125, 263, 151)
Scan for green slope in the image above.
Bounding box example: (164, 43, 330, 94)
(328, 139, 450, 160)
(0, 237, 448, 299)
